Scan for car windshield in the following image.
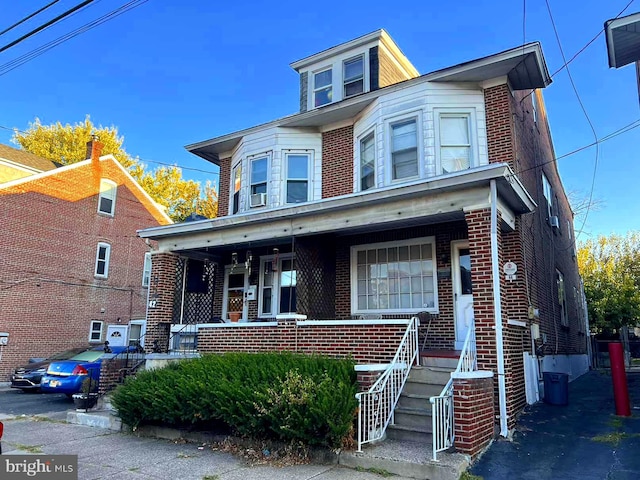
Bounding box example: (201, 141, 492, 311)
(68, 350, 106, 362)
(48, 347, 88, 360)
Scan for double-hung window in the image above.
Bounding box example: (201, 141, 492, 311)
(285, 153, 310, 204)
(250, 156, 268, 195)
(360, 132, 376, 191)
(95, 242, 111, 278)
(259, 255, 297, 316)
(314, 68, 332, 107)
(439, 114, 471, 174)
(390, 119, 419, 180)
(231, 162, 242, 214)
(344, 55, 364, 98)
(542, 173, 553, 218)
(98, 179, 117, 216)
(142, 252, 152, 287)
(89, 320, 103, 343)
(351, 237, 438, 314)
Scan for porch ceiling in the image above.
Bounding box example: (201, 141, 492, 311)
(139, 163, 535, 252)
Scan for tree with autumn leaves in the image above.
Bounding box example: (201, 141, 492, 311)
(13, 117, 217, 222)
(578, 232, 640, 335)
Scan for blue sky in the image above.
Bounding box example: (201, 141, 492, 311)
(0, 0, 638, 238)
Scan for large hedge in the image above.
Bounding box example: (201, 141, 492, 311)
(111, 352, 358, 448)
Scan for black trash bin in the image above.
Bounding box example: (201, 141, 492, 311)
(543, 372, 569, 405)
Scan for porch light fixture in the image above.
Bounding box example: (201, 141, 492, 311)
(231, 252, 238, 272)
(245, 250, 253, 271)
(272, 248, 279, 272)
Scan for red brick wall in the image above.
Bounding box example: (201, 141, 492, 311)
(453, 375, 495, 457)
(145, 252, 178, 353)
(0, 159, 165, 379)
(217, 157, 231, 217)
(483, 84, 586, 428)
(322, 126, 354, 198)
(197, 319, 407, 367)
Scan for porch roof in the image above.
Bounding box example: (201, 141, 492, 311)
(138, 163, 535, 252)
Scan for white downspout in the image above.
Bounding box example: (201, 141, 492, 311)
(490, 179, 509, 437)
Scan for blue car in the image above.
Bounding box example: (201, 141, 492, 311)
(40, 345, 135, 396)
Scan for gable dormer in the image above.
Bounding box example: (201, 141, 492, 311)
(291, 29, 419, 112)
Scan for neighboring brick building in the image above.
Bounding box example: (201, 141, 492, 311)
(0, 143, 171, 381)
(138, 30, 588, 457)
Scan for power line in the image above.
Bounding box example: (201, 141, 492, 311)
(545, 0, 599, 241)
(549, 0, 635, 79)
(0, 0, 62, 37)
(0, 0, 96, 55)
(0, 0, 147, 76)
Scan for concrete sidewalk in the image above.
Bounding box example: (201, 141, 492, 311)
(1, 415, 414, 480)
(471, 370, 640, 480)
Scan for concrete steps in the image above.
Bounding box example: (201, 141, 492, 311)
(386, 364, 453, 445)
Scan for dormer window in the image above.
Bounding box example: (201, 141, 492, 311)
(344, 55, 364, 98)
(314, 68, 332, 107)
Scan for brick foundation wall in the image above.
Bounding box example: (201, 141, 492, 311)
(197, 319, 407, 367)
(0, 159, 163, 379)
(322, 126, 354, 198)
(453, 374, 495, 457)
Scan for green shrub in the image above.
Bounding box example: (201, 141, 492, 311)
(111, 352, 357, 448)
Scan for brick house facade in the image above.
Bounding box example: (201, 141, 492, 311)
(139, 30, 588, 456)
(0, 146, 171, 380)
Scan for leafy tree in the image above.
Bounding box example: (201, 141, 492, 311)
(578, 232, 640, 334)
(13, 117, 217, 222)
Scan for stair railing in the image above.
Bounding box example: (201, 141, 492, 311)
(430, 321, 476, 461)
(355, 316, 419, 451)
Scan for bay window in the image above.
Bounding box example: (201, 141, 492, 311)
(390, 119, 418, 180)
(285, 153, 310, 204)
(231, 162, 241, 214)
(360, 132, 376, 191)
(439, 114, 471, 174)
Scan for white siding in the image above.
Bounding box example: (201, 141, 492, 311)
(353, 81, 489, 191)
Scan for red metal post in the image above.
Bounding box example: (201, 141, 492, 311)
(608, 342, 631, 416)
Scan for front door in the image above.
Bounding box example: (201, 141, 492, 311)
(223, 266, 249, 321)
(453, 241, 474, 350)
(106, 325, 128, 347)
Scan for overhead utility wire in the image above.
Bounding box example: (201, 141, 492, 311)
(0, 0, 147, 76)
(545, 0, 599, 239)
(0, 0, 62, 37)
(0, 0, 96, 55)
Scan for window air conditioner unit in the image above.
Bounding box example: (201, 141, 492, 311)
(250, 193, 267, 208)
(549, 215, 560, 229)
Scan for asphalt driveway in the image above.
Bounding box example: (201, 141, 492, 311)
(471, 370, 640, 480)
(0, 387, 72, 416)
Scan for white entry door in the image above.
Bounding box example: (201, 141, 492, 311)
(106, 325, 128, 347)
(223, 266, 249, 321)
(453, 241, 474, 350)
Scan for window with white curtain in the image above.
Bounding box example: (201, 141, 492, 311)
(439, 114, 471, 174)
(390, 119, 418, 180)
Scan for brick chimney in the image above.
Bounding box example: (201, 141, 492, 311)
(86, 135, 104, 162)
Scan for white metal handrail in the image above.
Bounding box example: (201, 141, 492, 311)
(355, 317, 419, 451)
(430, 321, 477, 461)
